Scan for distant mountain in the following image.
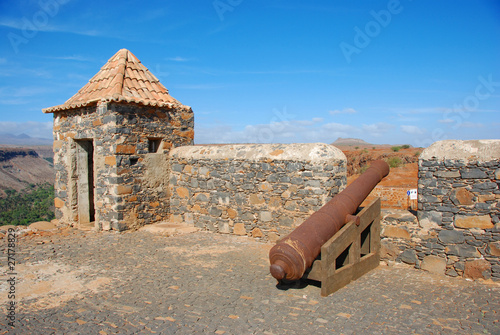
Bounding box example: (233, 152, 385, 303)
(0, 133, 53, 146)
(331, 137, 372, 146)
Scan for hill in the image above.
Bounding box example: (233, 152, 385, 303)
(0, 133, 53, 146)
(331, 137, 372, 147)
(0, 147, 55, 197)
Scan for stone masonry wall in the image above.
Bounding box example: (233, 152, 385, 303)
(52, 100, 193, 231)
(169, 143, 346, 241)
(380, 140, 500, 281)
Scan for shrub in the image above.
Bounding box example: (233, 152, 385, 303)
(0, 183, 55, 226)
(355, 146, 359, 150)
(391, 146, 401, 152)
(401, 144, 410, 149)
(386, 157, 402, 168)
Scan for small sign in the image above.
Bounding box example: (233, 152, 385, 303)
(409, 189, 418, 200)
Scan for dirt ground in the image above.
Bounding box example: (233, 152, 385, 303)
(336, 145, 421, 209)
(1, 227, 498, 334)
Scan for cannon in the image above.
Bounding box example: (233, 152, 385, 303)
(269, 160, 390, 282)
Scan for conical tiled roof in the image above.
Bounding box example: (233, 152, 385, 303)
(44, 49, 183, 113)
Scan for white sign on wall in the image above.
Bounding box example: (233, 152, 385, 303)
(407, 189, 418, 200)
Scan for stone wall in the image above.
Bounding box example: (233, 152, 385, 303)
(381, 140, 500, 281)
(52, 101, 193, 231)
(169, 143, 346, 241)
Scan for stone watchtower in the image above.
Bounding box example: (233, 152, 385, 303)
(43, 49, 194, 231)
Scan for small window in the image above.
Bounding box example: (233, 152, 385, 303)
(148, 138, 162, 153)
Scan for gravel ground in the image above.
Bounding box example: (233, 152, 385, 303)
(1, 227, 499, 334)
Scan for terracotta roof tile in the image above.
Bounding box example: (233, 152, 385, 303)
(43, 49, 185, 113)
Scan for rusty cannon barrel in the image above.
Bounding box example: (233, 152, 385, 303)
(269, 159, 390, 281)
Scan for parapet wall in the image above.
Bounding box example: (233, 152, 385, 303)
(382, 140, 500, 281)
(169, 143, 347, 241)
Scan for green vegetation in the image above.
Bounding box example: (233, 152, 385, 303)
(0, 184, 55, 226)
(386, 157, 403, 168)
(414, 151, 421, 157)
(391, 144, 410, 152)
(355, 146, 359, 149)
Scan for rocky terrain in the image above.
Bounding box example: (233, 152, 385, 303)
(0, 147, 54, 197)
(333, 142, 421, 209)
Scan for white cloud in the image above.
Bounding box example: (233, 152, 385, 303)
(46, 55, 92, 62)
(0, 86, 51, 104)
(195, 118, 362, 144)
(460, 122, 484, 128)
(0, 18, 100, 36)
(323, 122, 358, 133)
(401, 125, 425, 135)
(165, 56, 191, 62)
(362, 123, 395, 137)
(438, 118, 455, 124)
(0, 121, 53, 139)
(329, 108, 357, 115)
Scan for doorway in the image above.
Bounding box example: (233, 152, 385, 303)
(76, 140, 95, 225)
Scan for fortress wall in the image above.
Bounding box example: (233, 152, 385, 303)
(168, 143, 346, 241)
(382, 140, 500, 281)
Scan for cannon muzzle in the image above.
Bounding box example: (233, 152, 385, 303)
(269, 159, 390, 281)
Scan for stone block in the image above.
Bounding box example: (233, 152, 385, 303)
(382, 226, 411, 239)
(176, 187, 189, 199)
(445, 244, 480, 258)
(251, 227, 263, 238)
(464, 259, 491, 280)
(420, 195, 440, 203)
(472, 182, 498, 191)
(434, 170, 460, 178)
(445, 268, 459, 277)
(495, 168, 500, 180)
(399, 249, 418, 265)
(195, 193, 209, 202)
(115, 144, 136, 155)
(116, 185, 133, 195)
(438, 230, 465, 244)
(455, 214, 493, 229)
(450, 188, 474, 206)
(233, 223, 246, 236)
(380, 240, 400, 260)
(460, 168, 488, 179)
(219, 220, 230, 234)
(478, 194, 495, 202)
(226, 208, 237, 219)
(54, 197, 64, 208)
(488, 241, 500, 256)
(418, 211, 442, 230)
(260, 211, 273, 222)
(420, 255, 446, 275)
(249, 194, 265, 205)
(53, 140, 63, 150)
(268, 232, 280, 243)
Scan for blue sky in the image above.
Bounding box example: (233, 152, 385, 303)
(0, 0, 499, 147)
